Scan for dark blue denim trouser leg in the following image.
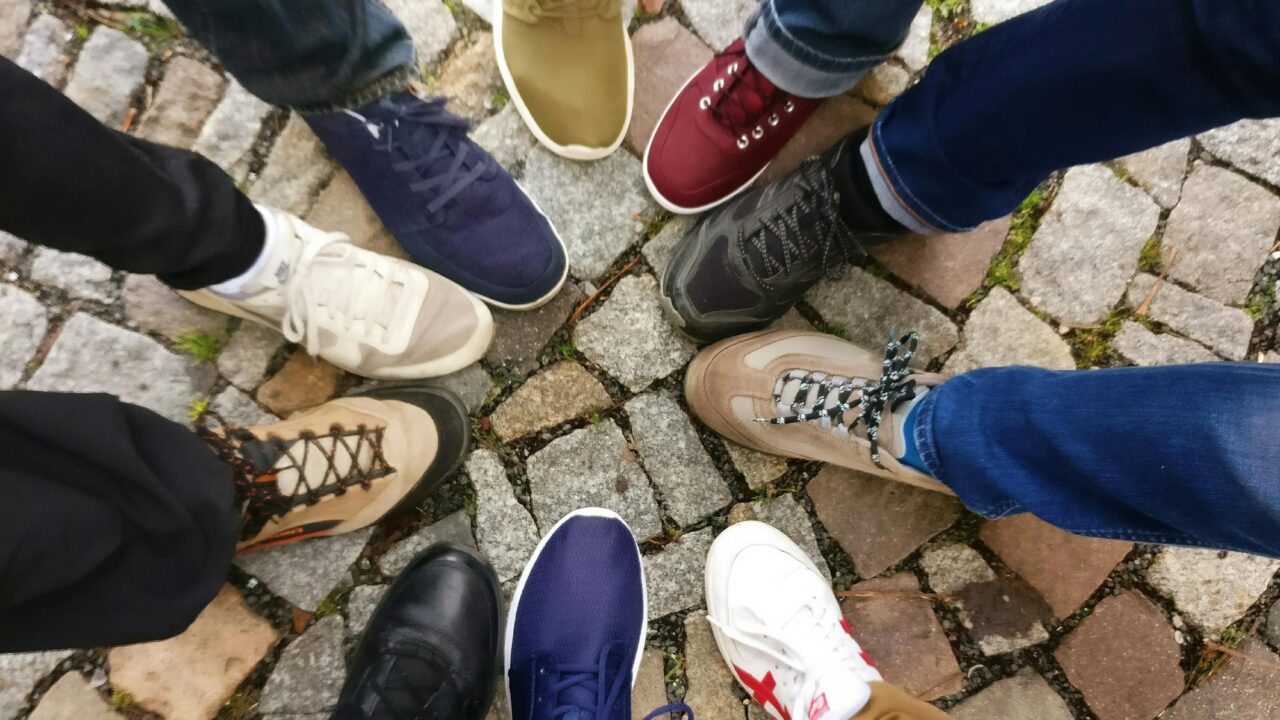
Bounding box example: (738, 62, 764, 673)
(914, 364, 1280, 558)
(744, 0, 924, 97)
(162, 0, 416, 111)
(868, 0, 1280, 233)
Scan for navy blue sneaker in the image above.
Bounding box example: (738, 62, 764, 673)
(505, 508, 694, 720)
(305, 93, 568, 310)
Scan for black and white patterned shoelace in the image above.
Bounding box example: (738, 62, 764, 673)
(755, 331, 919, 467)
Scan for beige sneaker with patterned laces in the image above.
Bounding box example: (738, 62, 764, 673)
(196, 385, 471, 553)
(685, 330, 952, 494)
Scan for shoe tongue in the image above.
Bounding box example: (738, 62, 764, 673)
(801, 671, 872, 720)
(720, 66, 778, 129)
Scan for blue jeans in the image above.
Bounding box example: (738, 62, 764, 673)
(163, 0, 416, 111)
(870, 0, 1280, 232)
(744, 0, 924, 97)
(915, 364, 1280, 558)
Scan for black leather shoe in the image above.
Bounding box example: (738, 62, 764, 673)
(334, 544, 502, 720)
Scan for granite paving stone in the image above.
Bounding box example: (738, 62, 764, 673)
(575, 274, 696, 391)
(1120, 138, 1190, 209)
(433, 32, 501, 122)
(0, 651, 72, 720)
(64, 27, 148, 127)
(304, 171, 406, 259)
(625, 392, 731, 525)
(1199, 117, 1280, 187)
(193, 79, 274, 183)
(490, 361, 612, 441)
(380, 511, 478, 577)
(725, 440, 788, 489)
(1270, 601, 1280, 646)
(382, 0, 457, 67)
(870, 217, 1010, 310)
(1126, 273, 1255, 359)
(681, 0, 757, 50)
(1162, 163, 1280, 304)
(525, 421, 662, 541)
(980, 514, 1131, 618)
(970, 0, 1054, 24)
(760, 95, 877, 183)
(1019, 164, 1161, 326)
(640, 216, 692, 278)
(643, 528, 714, 619)
(949, 669, 1074, 720)
(1164, 638, 1280, 720)
(255, 350, 342, 416)
(632, 649, 669, 720)
(217, 322, 285, 392)
(108, 585, 279, 720)
(485, 283, 586, 377)
(122, 273, 230, 339)
(137, 57, 225, 148)
(258, 616, 346, 715)
(344, 584, 389, 639)
(522, 147, 653, 279)
(808, 465, 961, 579)
(1146, 546, 1280, 638)
(1114, 321, 1218, 366)
(896, 5, 933, 72)
(15, 14, 72, 86)
(751, 494, 828, 579)
(236, 528, 374, 610)
(27, 674, 115, 720)
(806, 266, 959, 364)
(627, 18, 713, 153)
(944, 287, 1075, 373)
(0, 285, 47, 389)
(425, 362, 493, 413)
(682, 615, 746, 720)
(0, 231, 25, 263)
(29, 248, 115, 303)
(841, 573, 963, 700)
(210, 385, 278, 426)
(921, 543, 1053, 656)
(249, 114, 338, 217)
(0, 0, 31, 59)
(467, 449, 540, 582)
(857, 62, 911, 107)
(1054, 590, 1184, 720)
(28, 313, 207, 424)
(472, 104, 536, 175)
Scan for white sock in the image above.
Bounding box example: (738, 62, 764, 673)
(891, 388, 928, 458)
(209, 207, 284, 296)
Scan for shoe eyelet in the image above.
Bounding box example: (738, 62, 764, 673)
(728, 62, 739, 74)
(752, 126, 764, 139)
(699, 96, 711, 110)
(785, 100, 795, 112)
(768, 113, 780, 126)
(713, 78, 725, 92)
(737, 135, 750, 149)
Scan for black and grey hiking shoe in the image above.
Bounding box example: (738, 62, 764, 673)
(660, 129, 906, 343)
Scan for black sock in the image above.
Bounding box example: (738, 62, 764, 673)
(830, 126, 908, 236)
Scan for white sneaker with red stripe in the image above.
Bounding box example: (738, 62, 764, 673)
(705, 521, 882, 720)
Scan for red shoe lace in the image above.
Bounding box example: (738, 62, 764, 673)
(702, 45, 799, 150)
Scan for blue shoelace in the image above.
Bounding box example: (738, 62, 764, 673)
(374, 97, 491, 217)
(542, 649, 695, 720)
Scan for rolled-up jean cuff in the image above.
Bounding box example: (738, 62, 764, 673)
(912, 378, 1025, 518)
(292, 61, 419, 114)
(865, 116, 977, 235)
(743, 5, 876, 98)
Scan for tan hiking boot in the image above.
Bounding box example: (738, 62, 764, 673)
(495, 0, 633, 160)
(685, 330, 952, 493)
(180, 206, 493, 380)
(196, 385, 471, 553)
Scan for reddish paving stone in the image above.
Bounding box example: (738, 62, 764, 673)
(760, 95, 877, 183)
(841, 573, 963, 700)
(980, 514, 1131, 618)
(871, 217, 1011, 310)
(1055, 591, 1185, 720)
(256, 350, 342, 416)
(808, 465, 962, 578)
(626, 18, 712, 154)
(1164, 638, 1280, 720)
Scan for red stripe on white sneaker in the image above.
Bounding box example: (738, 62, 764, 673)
(735, 666, 792, 720)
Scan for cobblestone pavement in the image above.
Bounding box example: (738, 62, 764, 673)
(3, 1, 1280, 719)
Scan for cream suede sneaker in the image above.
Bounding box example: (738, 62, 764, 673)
(180, 206, 493, 379)
(685, 330, 951, 493)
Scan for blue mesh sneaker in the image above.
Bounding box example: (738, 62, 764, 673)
(305, 92, 567, 310)
(506, 508, 694, 720)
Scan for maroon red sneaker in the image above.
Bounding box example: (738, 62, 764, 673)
(643, 39, 823, 214)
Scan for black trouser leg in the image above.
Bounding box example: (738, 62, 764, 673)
(0, 56, 264, 290)
(0, 392, 237, 652)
